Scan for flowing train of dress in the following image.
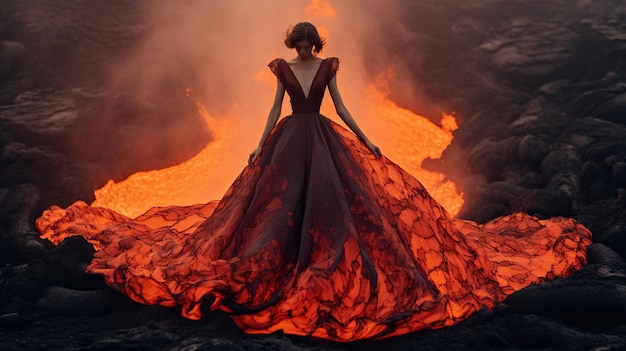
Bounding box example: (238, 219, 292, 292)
(37, 57, 591, 341)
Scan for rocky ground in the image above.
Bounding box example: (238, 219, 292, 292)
(1, 0, 626, 350)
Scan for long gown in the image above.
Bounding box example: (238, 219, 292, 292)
(36, 57, 592, 341)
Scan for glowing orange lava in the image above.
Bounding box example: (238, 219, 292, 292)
(364, 71, 463, 216)
(93, 85, 463, 219)
(91, 0, 463, 219)
(34, 1, 596, 343)
(92, 104, 238, 218)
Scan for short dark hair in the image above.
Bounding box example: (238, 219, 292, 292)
(284, 22, 325, 54)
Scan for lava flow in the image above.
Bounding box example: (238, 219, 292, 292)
(92, 103, 237, 218)
(92, 85, 463, 218)
(91, 0, 464, 218)
(34, 1, 595, 343)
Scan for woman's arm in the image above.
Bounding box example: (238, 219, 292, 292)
(328, 75, 382, 158)
(248, 78, 286, 166)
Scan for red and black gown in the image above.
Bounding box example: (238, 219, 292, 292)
(37, 57, 591, 341)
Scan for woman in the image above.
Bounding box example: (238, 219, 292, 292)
(37, 22, 591, 341)
(248, 22, 381, 166)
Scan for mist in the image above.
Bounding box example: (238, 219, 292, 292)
(105, 0, 436, 155)
(4, 0, 523, 216)
(84, 0, 465, 216)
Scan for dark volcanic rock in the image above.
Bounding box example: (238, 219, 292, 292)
(546, 171, 583, 209)
(39, 236, 102, 291)
(1, 143, 68, 189)
(0, 41, 27, 80)
(479, 19, 582, 91)
(3, 236, 102, 304)
(587, 91, 626, 125)
(517, 134, 548, 169)
(565, 118, 626, 159)
(36, 286, 118, 317)
(458, 201, 511, 224)
(540, 144, 581, 178)
(2, 0, 626, 350)
(0, 183, 41, 264)
(0, 89, 80, 133)
(0, 140, 93, 213)
(0, 0, 148, 87)
(467, 137, 520, 180)
(510, 188, 573, 218)
(597, 225, 626, 260)
(558, 75, 626, 125)
(0, 312, 27, 330)
(0, 41, 30, 104)
(577, 199, 626, 237)
(502, 313, 626, 351)
(582, 161, 616, 202)
(587, 243, 626, 267)
(614, 161, 626, 187)
(504, 265, 626, 326)
(505, 101, 574, 138)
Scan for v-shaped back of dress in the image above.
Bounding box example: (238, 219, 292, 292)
(269, 57, 339, 114)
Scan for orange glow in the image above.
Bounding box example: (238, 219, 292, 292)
(363, 70, 463, 216)
(92, 104, 238, 218)
(35, 1, 593, 342)
(305, 0, 336, 19)
(88, 0, 463, 219)
(92, 89, 463, 218)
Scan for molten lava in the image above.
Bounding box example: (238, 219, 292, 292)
(364, 72, 462, 216)
(92, 103, 238, 218)
(87, 0, 463, 219)
(92, 83, 463, 218)
(36, 4, 592, 340)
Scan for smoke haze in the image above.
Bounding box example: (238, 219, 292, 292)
(107, 0, 430, 156)
(2, 0, 468, 215)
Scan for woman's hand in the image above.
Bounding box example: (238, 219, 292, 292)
(248, 147, 262, 167)
(364, 140, 382, 158)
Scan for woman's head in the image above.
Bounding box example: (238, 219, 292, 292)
(284, 22, 325, 56)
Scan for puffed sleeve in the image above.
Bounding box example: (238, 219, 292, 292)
(268, 58, 284, 84)
(329, 57, 339, 79)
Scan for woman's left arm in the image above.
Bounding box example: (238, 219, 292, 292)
(328, 76, 382, 158)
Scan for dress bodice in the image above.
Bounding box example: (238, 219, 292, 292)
(268, 57, 339, 114)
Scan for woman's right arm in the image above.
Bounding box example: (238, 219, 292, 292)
(248, 78, 285, 166)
